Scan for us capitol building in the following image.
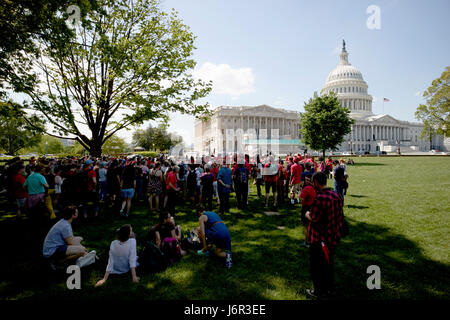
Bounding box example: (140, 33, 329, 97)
(194, 41, 445, 155)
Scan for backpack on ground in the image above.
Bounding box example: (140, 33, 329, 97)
(138, 241, 167, 273)
(181, 229, 203, 251)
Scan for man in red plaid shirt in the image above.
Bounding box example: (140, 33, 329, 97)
(305, 171, 344, 298)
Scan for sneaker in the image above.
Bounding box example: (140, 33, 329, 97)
(306, 289, 319, 299)
(291, 199, 295, 205)
(225, 252, 232, 268)
(119, 209, 124, 216)
(197, 249, 210, 257)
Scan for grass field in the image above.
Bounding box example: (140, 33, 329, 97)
(0, 156, 449, 300)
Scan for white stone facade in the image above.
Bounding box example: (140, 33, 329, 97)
(321, 41, 444, 153)
(194, 105, 303, 155)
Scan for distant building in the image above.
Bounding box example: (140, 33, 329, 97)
(194, 105, 303, 155)
(321, 41, 444, 153)
(60, 138, 75, 148)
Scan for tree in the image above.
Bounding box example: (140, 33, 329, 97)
(0, 101, 45, 155)
(18, 0, 211, 157)
(102, 135, 129, 154)
(299, 92, 354, 158)
(0, 0, 97, 98)
(21, 135, 65, 155)
(133, 123, 183, 151)
(415, 66, 450, 140)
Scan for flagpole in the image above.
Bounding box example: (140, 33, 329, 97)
(383, 99, 384, 114)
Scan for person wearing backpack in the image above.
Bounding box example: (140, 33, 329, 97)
(233, 159, 249, 210)
(95, 224, 139, 287)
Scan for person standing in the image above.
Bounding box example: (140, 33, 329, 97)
(289, 157, 303, 205)
(200, 166, 215, 211)
(120, 164, 136, 217)
(255, 155, 264, 198)
(263, 156, 278, 207)
(217, 162, 232, 215)
(233, 160, 249, 210)
(166, 165, 180, 217)
(332, 160, 346, 199)
(24, 164, 49, 213)
(11, 163, 28, 218)
(305, 172, 344, 298)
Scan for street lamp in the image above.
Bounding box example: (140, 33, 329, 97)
(397, 140, 401, 155)
(348, 140, 353, 155)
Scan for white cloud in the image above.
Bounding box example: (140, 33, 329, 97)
(193, 62, 255, 99)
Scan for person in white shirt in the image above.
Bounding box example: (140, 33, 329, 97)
(95, 224, 139, 286)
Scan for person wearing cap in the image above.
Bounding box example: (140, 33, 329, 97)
(289, 157, 303, 205)
(263, 156, 278, 207)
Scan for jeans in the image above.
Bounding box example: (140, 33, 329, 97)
(309, 242, 335, 295)
(219, 192, 230, 214)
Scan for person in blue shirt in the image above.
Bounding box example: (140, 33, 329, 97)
(217, 162, 232, 215)
(24, 164, 49, 211)
(43, 205, 87, 263)
(196, 206, 232, 268)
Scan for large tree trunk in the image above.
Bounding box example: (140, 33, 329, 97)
(322, 149, 326, 159)
(88, 138, 103, 157)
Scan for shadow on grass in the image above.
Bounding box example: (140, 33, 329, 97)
(0, 193, 449, 300)
(353, 163, 386, 167)
(349, 195, 367, 198)
(346, 205, 370, 210)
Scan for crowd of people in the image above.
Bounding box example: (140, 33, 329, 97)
(1, 151, 352, 297)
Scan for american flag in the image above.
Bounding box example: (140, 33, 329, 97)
(383, 98, 390, 102)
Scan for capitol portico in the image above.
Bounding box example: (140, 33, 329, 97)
(194, 41, 445, 156)
(321, 41, 442, 153)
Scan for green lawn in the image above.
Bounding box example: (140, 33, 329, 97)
(1, 156, 449, 300)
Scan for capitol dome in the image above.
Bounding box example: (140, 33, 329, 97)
(321, 41, 373, 114)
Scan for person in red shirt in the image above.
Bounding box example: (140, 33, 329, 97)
(12, 163, 28, 218)
(277, 160, 287, 205)
(289, 157, 303, 205)
(166, 166, 180, 217)
(210, 162, 220, 205)
(305, 172, 344, 298)
(299, 173, 316, 248)
(84, 160, 99, 218)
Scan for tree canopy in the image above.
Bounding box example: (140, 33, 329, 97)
(415, 66, 450, 138)
(0, 101, 45, 155)
(299, 92, 354, 158)
(133, 123, 182, 151)
(15, 0, 211, 157)
(0, 0, 97, 98)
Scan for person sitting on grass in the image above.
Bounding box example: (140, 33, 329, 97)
(95, 224, 139, 287)
(196, 205, 232, 268)
(151, 211, 186, 257)
(42, 205, 87, 265)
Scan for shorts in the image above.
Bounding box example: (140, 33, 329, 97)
(290, 184, 301, 195)
(50, 244, 68, 260)
(122, 188, 135, 199)
(300, 205, 311, 226)
(265, 181, 277, 194)
(16, 198, 27, 208)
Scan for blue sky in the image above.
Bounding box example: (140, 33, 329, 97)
(150, 0, 450, 146)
